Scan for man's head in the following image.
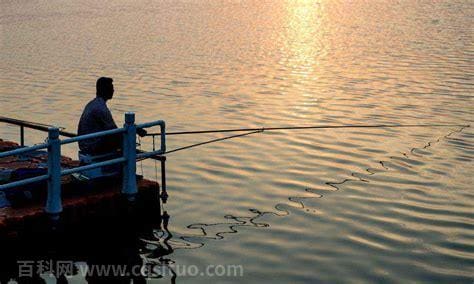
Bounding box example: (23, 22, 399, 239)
(96, 77, 114, 101)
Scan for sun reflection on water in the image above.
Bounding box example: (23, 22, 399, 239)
(280, 0, 328, 118)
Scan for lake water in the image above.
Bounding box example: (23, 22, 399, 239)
(1, 0, 473, 282)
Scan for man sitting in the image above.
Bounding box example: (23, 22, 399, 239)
(77, 77, 146, 156)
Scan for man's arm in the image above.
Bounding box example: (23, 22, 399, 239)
(137, 128, 147, 137)
(96, 107, 122, 151)
(99, 107, 146, 136)
(99, 107, 118, 130)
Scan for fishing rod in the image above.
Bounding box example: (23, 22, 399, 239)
(140, 123, 470, 156)
(146, 123, 470, 136)
(165, 130, 263, 154)
(3, 115, 469, 156)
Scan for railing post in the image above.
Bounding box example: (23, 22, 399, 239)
(20, 125, 25, 146)
(122, 112, 137, 199)
(45, 127, 62, 217)
(160, 121, 166, 153)
(161, 156, 166, 193)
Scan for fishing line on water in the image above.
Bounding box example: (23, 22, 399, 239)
(166, 124, 471, 247)
(129, 124, 472, 248)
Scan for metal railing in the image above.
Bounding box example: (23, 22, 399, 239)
(0, 112, 165, 216)
(0, 116, 76, 144)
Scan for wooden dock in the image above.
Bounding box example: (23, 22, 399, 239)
(0, 139, 161, 239)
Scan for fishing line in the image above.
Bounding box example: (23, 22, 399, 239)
(172, 124, 471, 247)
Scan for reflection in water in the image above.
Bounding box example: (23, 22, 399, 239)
(140, 210, 177, 282)
(283, 0, 322, 77)
(281, 1, 326, 118)
(143, 124, 469, 255)
(0, 186, 171, 283)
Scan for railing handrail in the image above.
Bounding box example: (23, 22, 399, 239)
(137, 120, 166, 157)
(0, 116, 76, 137)
(0, 142, 49, 158)
(61, 128, 125, 145)
(0, 113, 166, 217)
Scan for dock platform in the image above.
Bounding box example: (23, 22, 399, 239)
(0, 139, 161, 239)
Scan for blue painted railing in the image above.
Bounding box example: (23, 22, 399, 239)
(0, 112, 165, 216)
